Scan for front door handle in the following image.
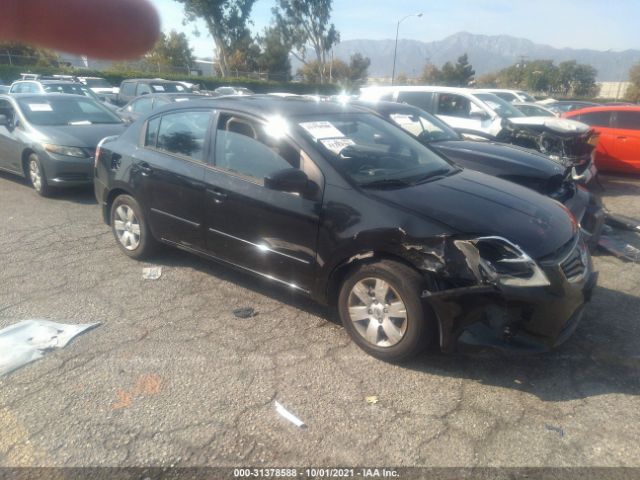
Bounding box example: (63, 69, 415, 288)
(139, 162, 153, 176)
(617, 136, 627, 140)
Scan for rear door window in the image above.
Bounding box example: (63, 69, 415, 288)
(575, 111, 613, 128)
(615, 111, 640, 130)
(155, 110, 211, 162)
(397, 92, 434, 112)
(136, 84, 152, 96)
(120, 82, 136, 97)
(437, 93, 472, 118)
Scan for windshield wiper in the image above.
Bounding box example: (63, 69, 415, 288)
(410, 167, 459, 184)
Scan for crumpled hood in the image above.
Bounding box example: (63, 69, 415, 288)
(431, 140, 568, 184)
(369, 169, 576, 259)
(508, 117, 591, 135)
(34, 124, 127, 150)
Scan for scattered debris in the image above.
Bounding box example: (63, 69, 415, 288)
(605, 213, 640, 233)
(0, 320, 101, 377)
(365, 395, 379, 405)
(142, 266, 162, 280)
(545, 424, 565, 437)
(598, 236, 640, 262)
(233, 307, 258, 319)
(275, 401, 306, 428)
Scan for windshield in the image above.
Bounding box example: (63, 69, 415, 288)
(296, 113, 455, 187)
(475, 93, 525, 118)
(387, 110, 459, 143)
(43, 83, 88, 96)
(17, 97, 123, 126)
(84, 78, 112, 89)
(518, 91, 536, 102)
(151, 83, 190, 93)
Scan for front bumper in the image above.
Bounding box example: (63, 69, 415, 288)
(41, 152, 94, 186)
(563, 185, 605, 251)
(424, 239, 597, 354)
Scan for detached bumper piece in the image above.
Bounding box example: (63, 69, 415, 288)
(425, 237, 597, 354)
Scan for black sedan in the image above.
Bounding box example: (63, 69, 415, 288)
(355, 101, 605, 250)
(94, 96, 597, 361)
(0, 94, 126, 196)
(117, 93, 204, 123)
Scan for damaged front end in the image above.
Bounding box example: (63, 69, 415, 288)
(403, 233, 597, 354)
(497, 117, 599, 184)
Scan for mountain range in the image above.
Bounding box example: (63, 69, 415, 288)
(312, 32, 640, 81)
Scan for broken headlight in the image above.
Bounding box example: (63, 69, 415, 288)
(457, 236, 551, 288)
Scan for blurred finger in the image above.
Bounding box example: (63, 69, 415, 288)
(0, 0, 160, 59)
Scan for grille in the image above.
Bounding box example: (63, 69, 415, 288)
(561, 243, 587, 281)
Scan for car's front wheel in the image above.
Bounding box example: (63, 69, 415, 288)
(338, 260, 435, 362)
(110, 194, 157, 260)
(27, 154, 52, 197)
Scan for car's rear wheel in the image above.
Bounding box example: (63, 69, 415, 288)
(28, 154, 52, 197)
(110, 194, 157, 259)
(338, 260, 434, 362)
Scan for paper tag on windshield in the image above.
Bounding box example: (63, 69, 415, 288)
(390, 114, 415, 125)
(320, 138, 355, 154)
(28, 103, 52, 112)
(152, 85, 165, 92)
(300, 121, 345, 140)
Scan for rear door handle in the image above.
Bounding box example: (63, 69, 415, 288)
(139, 162, 153, 176)
(617, 136, 627, 140)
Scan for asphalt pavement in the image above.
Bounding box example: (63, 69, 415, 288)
(0, 171, 639, 469)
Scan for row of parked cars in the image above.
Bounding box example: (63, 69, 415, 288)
(0, 80, 624, 361)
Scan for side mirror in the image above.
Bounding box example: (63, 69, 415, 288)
(140, 91, 149, 96)
(264, 168, 309, 194)
(469, 110, 490, 121)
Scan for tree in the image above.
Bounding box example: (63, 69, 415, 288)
(226, 36, 261, 74)
(274, 0, 340, 84)
(347, 53, 370, 87)
(0, 42, 59, 67)
(176, 0, 257, 77)
(420, 64, 442, 84)
(257, 25, 292, 81)
(627, 63, 640, 103)
(454, 53, 475, 86)
(145, 30, 195, 72)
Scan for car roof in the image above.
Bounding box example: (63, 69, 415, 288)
(565, 105, 640, 115)
(122, 79, 185, 83)
(361, 85, 477, 94)
(7, 93, 87, 100)
(153, 94, 365, 118)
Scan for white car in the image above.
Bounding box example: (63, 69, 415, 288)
(77, 77, 117, 96)
(476, 88, 537, 103)
(360, 86, 524, 136)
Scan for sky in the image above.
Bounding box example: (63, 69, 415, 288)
(149, 0, 640, 58)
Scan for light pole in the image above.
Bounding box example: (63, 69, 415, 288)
(392, 13, 423, 85)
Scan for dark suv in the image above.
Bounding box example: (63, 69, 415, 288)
(94, 96, 597, 361)
(115, 79, 192, 106)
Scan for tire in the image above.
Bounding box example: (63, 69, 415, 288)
(110, 194, 157, 260)
(337, 260, 434, 362)
(27, 154, 52, 197)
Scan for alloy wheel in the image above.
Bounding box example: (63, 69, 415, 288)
(347, 277, 408, 347)
(113, 205, 141, 251)
(29, 159, 42, 192)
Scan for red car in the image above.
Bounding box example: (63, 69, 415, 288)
(564, 106, 640, 173)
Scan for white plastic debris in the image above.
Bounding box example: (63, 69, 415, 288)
(0, 320, 100, 377)
(275, 401, 306, 428)
(142, 266, 162, 280)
